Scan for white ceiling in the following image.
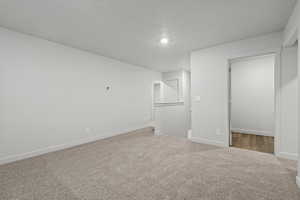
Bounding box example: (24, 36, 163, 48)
(0, 0, 296, 71)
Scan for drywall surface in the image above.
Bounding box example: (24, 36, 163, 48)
(283, 0, 300, 180)
(191, 32, 282, 147)
(231, 55, 275, 136)
(0, 27, 161, 163)
(155, 104, 186, 137)
(279, 46, 298, 159)
(283, 1, 299, 46)
(183, 70, 191, 131)
(154, 70, 190, 138)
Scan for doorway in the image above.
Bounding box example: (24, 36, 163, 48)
(228, 54, 275, 154)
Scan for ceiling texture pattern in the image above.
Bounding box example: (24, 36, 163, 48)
(0, 0, 297, 71)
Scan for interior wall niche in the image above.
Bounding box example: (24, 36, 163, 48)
(153, 71, 186, 105)
(153, 82, 162, 103)
(152, 79, 183, 104)
(163, 79, 179, 102)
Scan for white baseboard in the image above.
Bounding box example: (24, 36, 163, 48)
(189, 136, 226, 147)
(296, 176, 300, 188)
(0, 124, 152, 166)
(231, 128, 273, 137)
(276, 152, 298, 161)
(187, 129, 192, 139)
(154, 129, 161, 136)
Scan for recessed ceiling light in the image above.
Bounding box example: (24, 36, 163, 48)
(160, 37, 169, 45)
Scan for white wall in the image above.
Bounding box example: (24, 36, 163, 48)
(183, 70, 191, 131)
(155, 105, 186, 137)
(278, 46, 298, 159)
(154, 70, 190, 138)
(0, 27, 161, 164)
(283, 0, 300, 184)
(231, 54, 275, 136)
(283, 1, 299, 46)
(190, 32, 282, 147)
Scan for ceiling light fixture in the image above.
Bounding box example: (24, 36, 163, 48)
(160, 37, 169, 45)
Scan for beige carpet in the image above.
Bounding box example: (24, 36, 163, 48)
(1, 128, 299, 200)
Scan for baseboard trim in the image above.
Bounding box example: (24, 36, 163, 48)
(296, 176, 300, 188)
(154, 129, 162, 136)
(189, 137, 226, 147)
(187, 129, 192, 139)
(231, 128, 273, 137)
(0, 125, 152, 166)
(276, 152, 298, 161)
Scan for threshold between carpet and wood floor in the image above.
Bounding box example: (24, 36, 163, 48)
(0, 128, 299, 200)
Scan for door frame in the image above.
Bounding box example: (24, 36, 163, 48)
(226, 51, 281, 155)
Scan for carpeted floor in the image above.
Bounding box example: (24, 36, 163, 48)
(1, 128, 299, 200)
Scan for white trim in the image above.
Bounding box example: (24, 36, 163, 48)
(296, 176, 300, 188)
(276, 152, 298, 161)
(154, 102, 184, 107)
(154, 129, 162, 136)
(187, 129, 192, 139)
(274, 48, 282, 159)
(0, 125, 152, 166)
(226, 60, 231, 148)
(230, 53, 276, 64)
(189, 137, 226, 147)
(231, 128, 273, 137)
(227, 50, 280, 156)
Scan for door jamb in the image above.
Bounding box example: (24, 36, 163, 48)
(226, 51, 280, 155)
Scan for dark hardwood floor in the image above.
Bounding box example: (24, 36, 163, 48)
(231, 132, 274, 154)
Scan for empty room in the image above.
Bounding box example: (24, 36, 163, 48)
(0, 1, 300, 200)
